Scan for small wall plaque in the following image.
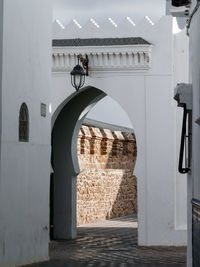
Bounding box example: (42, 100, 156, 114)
(41, 103, 46, 117)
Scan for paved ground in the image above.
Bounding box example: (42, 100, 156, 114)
(25, 215, 186, 267)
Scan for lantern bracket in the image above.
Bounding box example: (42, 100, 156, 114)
(79, 54, 89, 76)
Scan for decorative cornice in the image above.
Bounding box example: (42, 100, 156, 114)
(52, 41, 152, 73)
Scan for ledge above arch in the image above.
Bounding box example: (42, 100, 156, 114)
(52, 37, 153, 74)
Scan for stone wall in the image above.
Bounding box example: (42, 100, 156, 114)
(77, 124, 137, 225)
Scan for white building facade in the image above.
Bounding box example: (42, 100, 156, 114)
(173, 0, 200, 266)
(0, 1, 190, 266)
(0, 1, 52, 266)
(52, 14, 188, 245)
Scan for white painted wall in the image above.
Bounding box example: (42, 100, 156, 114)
(0, 0, 3, 153)
(0, 1, 52, 266)
(187, 2, 200, 266)
(173, 29, 189, 230)
(87, 28, 188, 131)
(189, 0, 200, 204)
(53, 0, 166, 25)
(170, 2, 200, 266)
(0, 4, 190, 266)
(52, 16, 187, 246)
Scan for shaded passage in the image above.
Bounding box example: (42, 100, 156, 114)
(25, 215, 186, 267)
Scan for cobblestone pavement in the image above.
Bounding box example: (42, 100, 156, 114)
(25, 215, 186, 267)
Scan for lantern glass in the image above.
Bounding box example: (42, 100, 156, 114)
(70, 64, 86, 91)
(75, 74, 81, 89)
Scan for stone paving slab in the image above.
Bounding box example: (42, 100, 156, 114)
(24, 215, 186, 267)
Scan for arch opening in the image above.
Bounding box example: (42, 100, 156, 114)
(50, 86, 137, 240)
(76, 121, 137, 226)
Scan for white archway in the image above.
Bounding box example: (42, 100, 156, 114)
(51, 21, 187, 245)
(51, 85, 138, 239)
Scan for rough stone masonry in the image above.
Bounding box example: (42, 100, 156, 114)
(77, 124, 137, 225)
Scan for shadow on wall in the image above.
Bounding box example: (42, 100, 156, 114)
(77, 124, 137, 225)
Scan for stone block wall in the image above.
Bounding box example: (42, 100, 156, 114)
(77, 124, 137, 225)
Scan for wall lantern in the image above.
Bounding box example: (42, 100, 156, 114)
(70, 54, 89, 92)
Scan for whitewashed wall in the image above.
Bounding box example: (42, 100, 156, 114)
(0, 1, 52, 266)
(173, 29, 189, 230)
(52, 0, 166, 26)
(189, 0, 200, 211)
(52, 16, 187, 246)
(0, 7, 189, 267)
(188, 2, 200, 266)
(0, 0, 3, 153)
